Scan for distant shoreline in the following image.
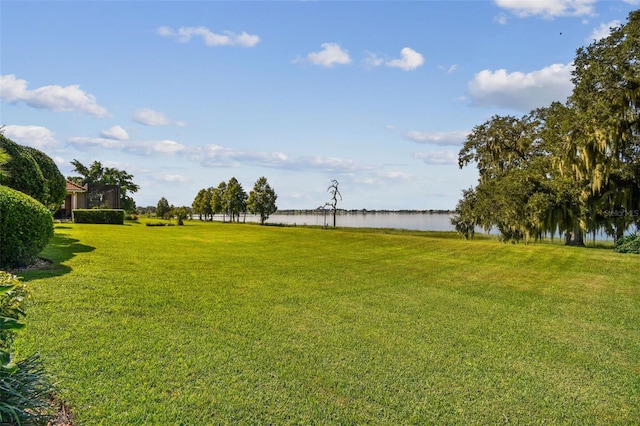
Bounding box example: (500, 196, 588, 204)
(274, 209, 454, 215)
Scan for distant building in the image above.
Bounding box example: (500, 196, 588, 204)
(63, 180, 87, 217)
(59, 181, 121, 218)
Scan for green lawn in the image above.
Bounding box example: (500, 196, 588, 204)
(16, 219, 640, 424)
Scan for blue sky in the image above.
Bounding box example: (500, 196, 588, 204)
(2, 0, 638, 210)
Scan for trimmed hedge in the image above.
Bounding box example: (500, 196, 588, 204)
(0, 185, 54, 268)
(0, 136, 47, 206)
(21, 145, 66, 211)
(73, 209, 125, 225)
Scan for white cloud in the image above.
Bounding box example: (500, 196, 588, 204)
(413, 150, 458, 165)
(623, 0, 639, 4)
(67, 136, 127, 150)
(2, 125, 59, 149)
(364, 52, 384, 68)
(494, 0, 596, 19)
(160, 174, 189, 183)
(0, 74, 109, 117)
(378, 171, 411, 180)
(67, 137, 188, 156)
(438, 64, 458, 74)
(468, 63, 574, 111)
(495, 13, 509, 25)
(64, 129, 374, 175)
(133, 108, 186, 127)
(305, 43, 352, 67)
(386, 48, 425, 71)
(100, 125, 129, 141)
(406, 130, 469, 146)
(588, 20, 620, 42)
(157, 26, 260, 47)
(127, 140, 189, 156)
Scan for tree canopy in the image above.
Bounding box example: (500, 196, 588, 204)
(69, 159, 140, 212)
(454, 11, 640, 245)
(247, 176, 278, 225)
(192, 187, 214, 220)
(222, 177, 248, 223)
(156, 197, 171, 219)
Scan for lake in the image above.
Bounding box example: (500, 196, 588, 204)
(212, 211, 461, 232)
(209, 211, 620, 241)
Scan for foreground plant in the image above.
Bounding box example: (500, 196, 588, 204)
(0, 272, 53, 425)
(615, 233, 640, 254)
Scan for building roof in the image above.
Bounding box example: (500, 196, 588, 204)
(66, 180, 87, 192)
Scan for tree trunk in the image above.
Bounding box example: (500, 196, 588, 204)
(564, 225, 585, 246)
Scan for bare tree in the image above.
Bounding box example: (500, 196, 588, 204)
(327, 179, 342, 227)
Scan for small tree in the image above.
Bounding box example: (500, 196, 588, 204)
(327, 179, 342, 227)
(171, 206, 190, 225)
(223, 177, 247, 223)
(192, 187, 213, 220)
(156, 197, 171, 219)
(247, 176, 278, 225)
(211, 181, 227, 221)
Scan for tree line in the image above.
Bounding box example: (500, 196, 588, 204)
(152, 176, 278, 225)
(452, 10, 640, 246)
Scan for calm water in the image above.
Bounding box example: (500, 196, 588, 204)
(217, 211, 457, 232)
(210, 211, 619, 241)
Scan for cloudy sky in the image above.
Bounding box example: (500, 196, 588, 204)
(1, 0, 638, 210)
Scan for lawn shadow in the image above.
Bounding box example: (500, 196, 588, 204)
(17, 232, 95, 281)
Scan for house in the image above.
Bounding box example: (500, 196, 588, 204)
(59, 181, 121, 218)
(63, 180, 87, 217)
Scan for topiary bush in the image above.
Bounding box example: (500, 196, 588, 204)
(0, 185, 54, 269)
(20, 146, 66, 212)
(0, 135, 47, 206)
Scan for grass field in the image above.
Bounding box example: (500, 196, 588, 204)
(15, 219, 640, 424)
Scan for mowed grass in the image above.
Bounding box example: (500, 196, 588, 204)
(16, 219, 640, 424)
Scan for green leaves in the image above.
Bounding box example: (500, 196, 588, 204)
(70, 159, 140, 212)
(247, 177, 278, 225)
(456, 11, 640, 244)
(0, 317, 25, 332)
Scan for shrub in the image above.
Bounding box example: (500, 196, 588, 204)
(1, 272, 54, 425)
(145, 222, 174, 227)
(72, 209, 125, 225)
(21, 146, 66, 212)
(615, 233, 640, 254)
(0, 186, 54, 269)
(0, 135, 47, 206)
(0, 272, 28, 351)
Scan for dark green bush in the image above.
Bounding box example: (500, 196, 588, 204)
(0, 186, 54, 269)
(615, 233, 640, 254)
(72, 209, 124, 224)
(0, 135, 47, 206)
(21, 146, 66, 212)
(145, 222, 175, 227)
